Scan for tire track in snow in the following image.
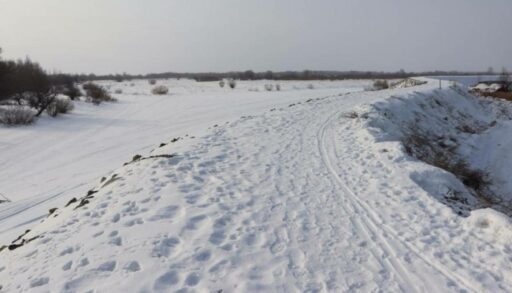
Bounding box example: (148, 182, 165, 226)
(317, 110, 481, 292)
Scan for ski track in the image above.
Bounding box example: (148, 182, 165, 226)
(317, 111, 481, 293)
(1, 80, 511, 292)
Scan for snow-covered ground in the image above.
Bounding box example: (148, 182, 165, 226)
(0, 79, 368, 242)
(2, 78, 512, 292)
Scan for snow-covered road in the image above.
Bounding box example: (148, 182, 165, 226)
(1, 79, 511, 292)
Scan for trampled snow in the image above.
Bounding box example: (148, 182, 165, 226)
(1, 78, 512, 292)
(0, 79, 368, 242)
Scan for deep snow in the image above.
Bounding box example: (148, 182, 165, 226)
(1, 78, 512, 292)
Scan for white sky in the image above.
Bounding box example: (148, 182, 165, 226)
(0, 0, 510, 74)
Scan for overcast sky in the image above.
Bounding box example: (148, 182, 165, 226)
(0, 0, 510, 74)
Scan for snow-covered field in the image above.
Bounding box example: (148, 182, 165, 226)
(2, 78, 512, 292)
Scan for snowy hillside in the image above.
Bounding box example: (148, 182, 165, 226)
(2, 78, 512, 292)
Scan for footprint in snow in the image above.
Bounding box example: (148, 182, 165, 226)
(152, 236, 180, 258)
(97, 261, 116, 272)
(30, 277, 49, 288)
(195, 250, 212, 262)
(154, 271, 179, 291)
(185, 215, 207, 230)
(93, 231, 104, 238)
(109, 236, 122, 246)
(111, 213, 121, 223)
(124, 261, 141, 272)
(79, 258, 89, 267)
(62, 261, 73, 271)
(59, 247, 74, 256)
(185, 273, 201, 287)
(148, 205, 180, 222)
(124, 218, 144, 227)
(209, 231, 226, 245)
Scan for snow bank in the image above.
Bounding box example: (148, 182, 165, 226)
(359, 84, 512, 216)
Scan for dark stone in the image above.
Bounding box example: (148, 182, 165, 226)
(65, 198, 77, 207)
(87, 190, 98, 196)
(8, 242, 24, 251)
(48, 208, 58, 216)
(74, 199, 90, 210)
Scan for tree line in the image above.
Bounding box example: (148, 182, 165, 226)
(74, 69, 501, 83)
(0, 49, 80, 116)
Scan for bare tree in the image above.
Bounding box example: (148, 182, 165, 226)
(14, 58, 56, 116)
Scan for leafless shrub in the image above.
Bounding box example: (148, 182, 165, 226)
(115, 89, 123, 94)
(228, 79, 236, 89)
(149, 79, 157, 85)
(219, 80, 225, 88)
(83, 83, 115, 105)
(307, 84, 314, 90)
(373, 80, 389, 90)
(151, 85, 169, 95)
(403, 129, 491, 196)
(275, 84, 281, 91)
(46, 98, 74, 117)
(0, 106, 35, 125)
(264, 84, 274, 91)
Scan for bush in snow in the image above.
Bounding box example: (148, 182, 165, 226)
(307, 84, 314, 90)
(264, 84, 274, 91)
(228, 79, 236, 89)
(0, 106, 35, 125)
(151, 85, 169, 95)
(149, 79, 157, 85)
(46, 98, 74, 117)
(83, 83, 115, 105)
(63, 83, 81, 101)
(219, 80, 225, 88)
(373, 80, 389, 90)
(275, 84, 281, 91)
(115, 89, 123, 94)
(51, 75, 81, 100)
